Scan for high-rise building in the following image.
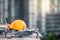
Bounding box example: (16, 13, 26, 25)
(0, 0, 29, 27)
(46, 13, 60, 35)
(46, 0, 60, 35)
(29, 0, 38, 28)
(8, 0, 29, 26)
(0, 0, 8, 24)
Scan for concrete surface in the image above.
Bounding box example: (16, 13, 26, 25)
(0, 34, 40, 40)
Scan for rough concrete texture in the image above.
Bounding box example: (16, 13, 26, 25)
(0, 34, 40, 40)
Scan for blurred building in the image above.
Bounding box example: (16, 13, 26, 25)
(0, 0, 38, 29)
(0, 0, 7, 24)
(45, 0, 60, 36)
(29, 0, 38, 28)
(46, 13, 60, 35)
(37, 0, 42, 33)
(37, 0, 60, 34)
(0, 0, 29, 27)
(46, 0, 60, 33)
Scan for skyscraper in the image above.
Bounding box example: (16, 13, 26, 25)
(46, 13, 60, 35)
(37, 0, 60, 35)
(29, 0, 38, 28)
(0, 0, 29, 27)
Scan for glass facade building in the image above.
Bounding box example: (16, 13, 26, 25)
(0, 0, 29, 26)
(29, 0, 38, 28)
(46, 0, 60, 35)
(37, 0, 60, 34)
(46, 13, 60, 35)
(0, 0, 8, 24)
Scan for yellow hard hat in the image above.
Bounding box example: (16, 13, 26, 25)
(11, 20, 26, 31)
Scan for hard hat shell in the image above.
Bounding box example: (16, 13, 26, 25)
(11, 20, 26, 31)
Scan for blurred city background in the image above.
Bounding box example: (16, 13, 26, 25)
(0, 0, 60, 40)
